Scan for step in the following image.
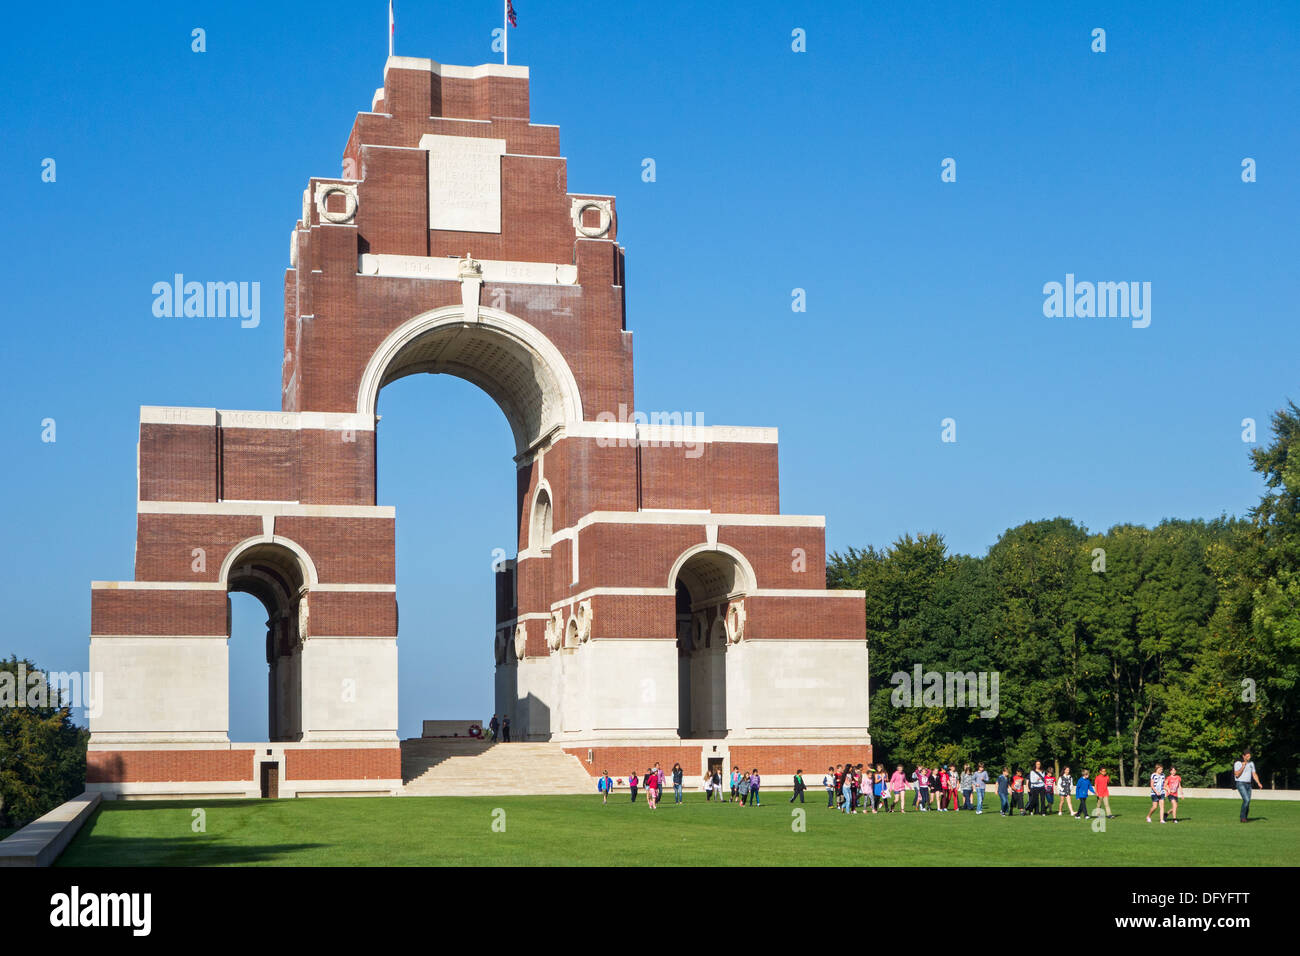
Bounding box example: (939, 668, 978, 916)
(398, 738, 597, 796)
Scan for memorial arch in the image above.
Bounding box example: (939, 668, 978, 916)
(86, 53, 870, 798)
(358, 302, 584, 456)
(221, 536, 315, 743)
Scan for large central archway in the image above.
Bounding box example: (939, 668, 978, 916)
(357, 305, 584, 456)
(361, 306, 582, 740)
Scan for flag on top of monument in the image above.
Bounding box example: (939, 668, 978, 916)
(389, 0, 395, 56)
(507, 0, 518, 27)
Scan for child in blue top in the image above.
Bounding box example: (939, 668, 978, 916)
(1074, 769, 1096, 819)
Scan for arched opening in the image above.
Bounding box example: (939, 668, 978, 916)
(672, 548, 752, 739)
(358, 305, 584, 456)
(224, 539, 310, 742)
(530, 487, 553, 554)
(380, 374, 515, 737)
(364, 306, 579, 740)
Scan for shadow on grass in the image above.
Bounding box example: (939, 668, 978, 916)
(58, 833, 329, 867)
(58, 800, 333, 866)
(95, 799, 288, 812)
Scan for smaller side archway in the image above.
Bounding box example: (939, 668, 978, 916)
(221, 536, 315, 742)
(529, 483, 554, 555)
(671, 545, 753, 739)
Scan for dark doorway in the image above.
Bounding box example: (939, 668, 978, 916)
(260, 762, 279, 799)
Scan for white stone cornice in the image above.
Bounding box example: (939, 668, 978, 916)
(563, 511, 826, 535)
(139, 406, 376, 432)
(562, 420, 777, 444)
(383, 56, 528, 81)
(359, 253, 578, 286)
(90, 580, 395, 593)
(750, 589, 867, 599)
(309, 584, 397, 593)
(137, 502, 395, 519)
(551, 587, 675, 610)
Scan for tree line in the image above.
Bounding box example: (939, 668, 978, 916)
(828, 401, 1300, 788)
(0, 658, 88, 832)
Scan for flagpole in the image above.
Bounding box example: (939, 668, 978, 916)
(388, 0, 394, 58)
(503, 0, 508, 65)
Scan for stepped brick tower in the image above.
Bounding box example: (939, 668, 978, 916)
(87, 56, 869, 798)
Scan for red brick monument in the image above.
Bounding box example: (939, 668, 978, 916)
(87, 56, 869, 798)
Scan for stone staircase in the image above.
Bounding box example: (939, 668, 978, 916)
(400, 738, 596, 795)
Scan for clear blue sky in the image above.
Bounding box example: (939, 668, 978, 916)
(2, 2, 1297, 740)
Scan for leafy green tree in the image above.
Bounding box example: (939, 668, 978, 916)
(1197, 403, 1300, 785)
(0, 657, 89, 830)
(985, 518, 1087, 771)
(828, 402, 1300, 789)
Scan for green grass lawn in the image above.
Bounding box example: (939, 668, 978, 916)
(57, 793, 1300, 866)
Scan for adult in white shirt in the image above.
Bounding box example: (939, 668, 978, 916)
(1233, 750, 1263, 823)
(1027, 762, 1047, 816)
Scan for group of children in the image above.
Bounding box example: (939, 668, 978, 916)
(828, 762, 996, 814)
(996, 763, 1112, 818)
(820, 762, 903, 813)
(595, 759, 1187, 822)
(597, 765, 765, 808)
(819, 760, 1185, 823)
(1143, 763, 1185, 823)
(997, 761, 1183, 821)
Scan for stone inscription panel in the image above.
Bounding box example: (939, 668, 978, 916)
(419, 134, 507, 234)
